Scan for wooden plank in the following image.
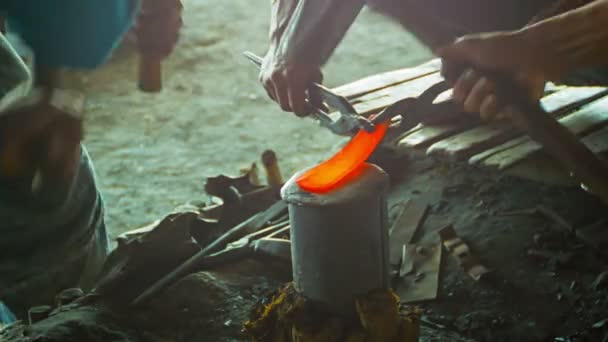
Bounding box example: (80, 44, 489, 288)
(580, 125, 608, 153)
(426, 123, 519, 161)
(399, 86, 607, 154)
(425, 87, 608, 161)
(398, 121, 476, 148)
(349, 72, 445, 116)
(468, 137, 527, 165)
(389, 201, 429, 266)
(482, 96, 608, 170)
(502, 126, 608, 186)
(504, 154, 575, 186)
(332, 58, 441, 99)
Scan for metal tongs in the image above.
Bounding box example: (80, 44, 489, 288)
(244, 51, 456, 139)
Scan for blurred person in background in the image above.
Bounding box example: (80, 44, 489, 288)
(0, 0, 181, 325)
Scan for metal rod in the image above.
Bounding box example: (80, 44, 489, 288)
(131, 200, 287, 306)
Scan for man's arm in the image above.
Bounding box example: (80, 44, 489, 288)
(438, 0, 608, 121)
(522, 0, 608, 80)
(277, 0, 365, 66)
(439, 0, 608, 82)
(261, 0, 364, 115)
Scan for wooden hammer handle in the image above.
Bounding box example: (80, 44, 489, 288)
(495, 76, 608, 205)
(138, 56, 162, 93)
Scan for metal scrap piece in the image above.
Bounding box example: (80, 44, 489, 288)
(394, 242, 442, 304)
(389, 200, 429, 266)
(438, 225, 491, 281)
(399, 244, 415, 277)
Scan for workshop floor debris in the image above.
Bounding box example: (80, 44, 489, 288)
(244, 284, 420, 342)
(2, 149, 608, 341)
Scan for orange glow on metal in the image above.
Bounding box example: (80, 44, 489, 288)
(296, 121, 389, 193)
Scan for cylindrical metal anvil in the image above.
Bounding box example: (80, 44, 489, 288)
(281, 163, 390, 316)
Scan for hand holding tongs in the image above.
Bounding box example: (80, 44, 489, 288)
(244, 51, 374, 136)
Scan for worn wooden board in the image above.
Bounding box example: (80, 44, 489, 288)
(426, 123, 519, 161)
(398, 121, 477, 148)
(482, 96, 608, 170)
(468, 137, 528, 165)
(469, 87, 608, 165)
(503, 154, 575, 186)
(333, 58, 441, 99)
(348, 72, 445, 117)
(389, 200, 429, 266)
(424, 87, 608, 161)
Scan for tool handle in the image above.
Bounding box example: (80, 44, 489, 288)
(488, 71, 608, 204)
(138, 56, 162, 93)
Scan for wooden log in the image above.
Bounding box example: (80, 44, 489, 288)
(262, 150, 284, 191)
(482, 96, 608, 170)
(425, 87, 608, 161)
(332, 59, 441, 99)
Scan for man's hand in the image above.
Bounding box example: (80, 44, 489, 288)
(438, 31, 547, 121)
(259, 51, 323, 117)
(0, 96, 82, 201)
(135, 0, 183, 60)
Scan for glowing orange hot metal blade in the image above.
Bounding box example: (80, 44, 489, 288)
(296, 121, 389, 193)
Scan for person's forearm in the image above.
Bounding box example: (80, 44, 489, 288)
(269, 0, 300, 46)
(522, 0, 608, 78)
(272, 0, 365, 66)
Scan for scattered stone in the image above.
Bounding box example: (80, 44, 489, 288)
(591, 271, 608, 291)
(27, 305, 52, 325)
(593, 318, 608, 329)
(55, 288, 84, 308)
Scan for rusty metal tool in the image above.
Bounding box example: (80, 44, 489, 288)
(244, 51, 374, 136)
(131, 200, 288, 305)
(490, 75, 608, 205)
(179, 223, 291, 274)
(441, 63, 608, 205)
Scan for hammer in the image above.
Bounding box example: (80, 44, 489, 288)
(136, 0, 182, 93)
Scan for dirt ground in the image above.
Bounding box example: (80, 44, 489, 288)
(80, 0, 431, 239)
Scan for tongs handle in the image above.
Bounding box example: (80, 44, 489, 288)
(370, 80, 452, 125)
(446, 63, 608, 204)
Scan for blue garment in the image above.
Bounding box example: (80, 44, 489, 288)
(0, 301, 15, 325)
(1, 0, 138, 69)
